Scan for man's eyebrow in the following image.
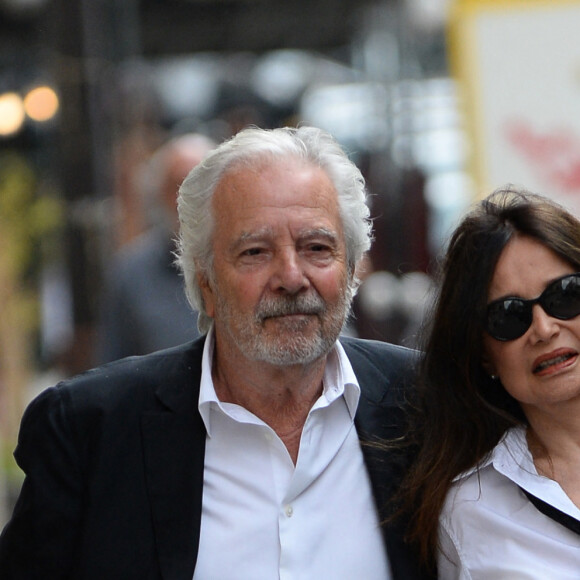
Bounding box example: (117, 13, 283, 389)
(229, 228, 274, 252)
(229, 227, 339, 252)
(300, 227, 339, 244)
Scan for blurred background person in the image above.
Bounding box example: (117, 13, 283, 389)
(395, 187, 580, 577)
(95, 132, 216, 363)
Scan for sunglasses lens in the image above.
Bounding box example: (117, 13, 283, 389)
(486, 299, 532, 341)
(543, 275, 580, 319)
(486, 274, 580, 341)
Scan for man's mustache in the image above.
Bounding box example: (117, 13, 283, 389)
(257, 293, 326, 320)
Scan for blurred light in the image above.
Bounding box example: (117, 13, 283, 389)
(24, 86, 59, 122)
(405, 0, 451, 34)
(152, 56, 218, 120)
(301, 83, 389, 150)
(252, 50, 313, 107)
(0, 0, 50, 16)
(0, 92, 25, 137)
(358, 271, 404, 320)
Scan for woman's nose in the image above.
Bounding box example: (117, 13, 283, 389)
(529, 304, 560, 342)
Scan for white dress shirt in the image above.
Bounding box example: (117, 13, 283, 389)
(439, 426, 580, 580)
(193, 329, 391, 580)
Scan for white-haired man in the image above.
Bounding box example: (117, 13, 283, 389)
(0, 126, 429, 579)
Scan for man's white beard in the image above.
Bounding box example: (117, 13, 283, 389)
(216, 288, 352, 366)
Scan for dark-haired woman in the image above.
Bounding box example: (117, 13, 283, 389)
(398, 187, 580, 578)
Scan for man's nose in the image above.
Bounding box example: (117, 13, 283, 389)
(270, 249, 310, 294)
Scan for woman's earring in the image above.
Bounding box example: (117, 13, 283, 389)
(490, 374, 498, 380)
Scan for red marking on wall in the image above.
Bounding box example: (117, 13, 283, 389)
(505, 120, 580, 193)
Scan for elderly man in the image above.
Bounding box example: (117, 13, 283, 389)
(0, 126, 426, 579)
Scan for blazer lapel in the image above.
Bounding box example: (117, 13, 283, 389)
(353, 371, 403, 520)
(141, 343, 207, 580)
(343, 338, 414, 508)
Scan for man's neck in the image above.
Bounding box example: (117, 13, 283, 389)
(211, 347, 327, 464)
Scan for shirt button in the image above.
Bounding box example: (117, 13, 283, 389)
(284, 505, 293, 518)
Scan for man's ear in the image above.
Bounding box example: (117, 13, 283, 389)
(354, 254, 372, 282)
(197, 271, 215, 319)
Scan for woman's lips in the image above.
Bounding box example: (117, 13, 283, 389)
(532, 348, 578, 375)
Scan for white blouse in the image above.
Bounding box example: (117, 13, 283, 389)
(438, 426, 580, 579)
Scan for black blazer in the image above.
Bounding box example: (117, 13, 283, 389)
(0, 336, 429, 579)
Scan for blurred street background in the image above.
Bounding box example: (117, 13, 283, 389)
(2, 0, 580, 524)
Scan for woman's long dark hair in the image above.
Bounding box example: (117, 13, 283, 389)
(396, 186, 580, 570)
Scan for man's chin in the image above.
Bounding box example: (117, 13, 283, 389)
(255, 349, 326, 367)
(250, 333, 338, 366)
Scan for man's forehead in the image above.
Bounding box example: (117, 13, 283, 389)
(213, 165, 339, 210)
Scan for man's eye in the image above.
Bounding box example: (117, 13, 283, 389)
(309, 244, 331, 253)
(242, 247, 263, 257)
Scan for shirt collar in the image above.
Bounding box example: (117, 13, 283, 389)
(455, 425, 580, 517)
(454, 426, 530, 482)
(321, 339, 360, 418)
(198, 326, 218, 436)
(198, 328, 360, 437)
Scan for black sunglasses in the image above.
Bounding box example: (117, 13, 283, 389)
(485, 273, 580, 341)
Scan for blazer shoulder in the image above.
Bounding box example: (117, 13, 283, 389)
(79, 336, 203, 381)
(340, 336, 419, 377)
(35, 337, 206, 416)
(340, 336, 419, 406)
